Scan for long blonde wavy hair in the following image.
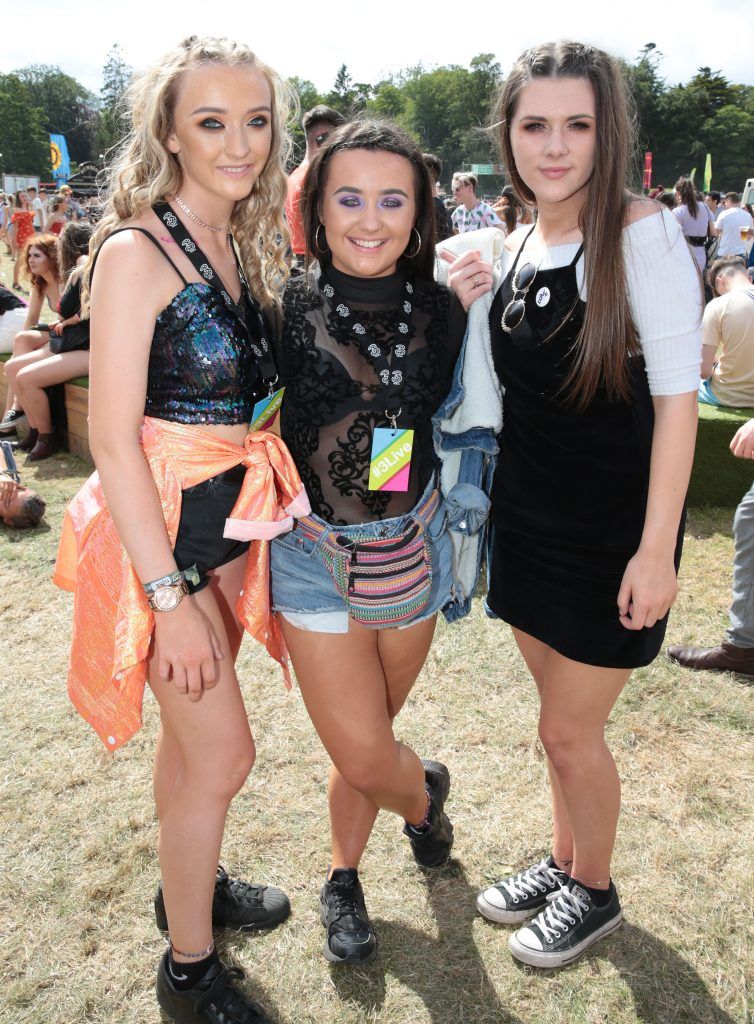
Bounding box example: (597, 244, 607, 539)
(84, 36, 295, 311)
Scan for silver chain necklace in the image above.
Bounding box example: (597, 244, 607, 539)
(173, 194, 226, 232)
(173, 194, 233, 255)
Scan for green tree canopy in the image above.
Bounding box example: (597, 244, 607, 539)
(14, 65, 99, 166)
(0, 73, 49, 177)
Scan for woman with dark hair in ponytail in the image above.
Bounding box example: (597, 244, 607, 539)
(674, 175, 716, 273)
(447, 41, 702, 968)
(271, 118, 467, 965)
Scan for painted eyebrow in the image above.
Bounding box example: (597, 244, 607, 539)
(519, 113, 595, 120)
(333, 186, 410, 197)
(190, 105, 272, 115)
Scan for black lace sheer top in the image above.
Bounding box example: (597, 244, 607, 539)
(277, 264, 466, 525)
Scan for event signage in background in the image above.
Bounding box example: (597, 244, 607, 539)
(49, 133, 70, 185)
(642, 151, 653, 192)
(470, 163, 506, 175)
(2, 174, 40, 194)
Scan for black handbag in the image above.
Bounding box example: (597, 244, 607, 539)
(49, 320, 90, 354)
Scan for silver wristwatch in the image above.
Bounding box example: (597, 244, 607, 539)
(143, 565, 200, 612)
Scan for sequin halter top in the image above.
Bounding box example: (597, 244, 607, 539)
(90, 215, 272, 425)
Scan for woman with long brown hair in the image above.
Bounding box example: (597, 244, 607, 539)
(448, 41, 702, 968)
(673, 175, 716, 273)
(0, 234, 62, 437)
(6, 222, 93, 460)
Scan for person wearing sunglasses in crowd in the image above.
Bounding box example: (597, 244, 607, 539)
(271, 118, 468, 965)
(54, 36, 307, 1024)
(285, 104, 346, 269)
(447, 41, 702, 968)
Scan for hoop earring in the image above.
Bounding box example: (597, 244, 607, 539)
(315, 223, 330, 255)
(404, 227, 422, 260)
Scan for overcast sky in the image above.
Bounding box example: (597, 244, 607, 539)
(3, 0, 753, 94)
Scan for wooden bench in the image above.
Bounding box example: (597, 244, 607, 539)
(64, 377, 92, 462)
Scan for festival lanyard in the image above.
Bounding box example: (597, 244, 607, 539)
(153, 201, 278, 391)
(319, 268, 416, 492)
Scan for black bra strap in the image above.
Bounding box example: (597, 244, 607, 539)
(90, 227, 189, 287)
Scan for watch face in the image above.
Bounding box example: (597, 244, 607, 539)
(153, 586, 180, 612)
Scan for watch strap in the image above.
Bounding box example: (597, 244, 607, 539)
(143, 564, 200, 594)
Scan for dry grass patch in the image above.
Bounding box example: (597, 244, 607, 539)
(1, 455, 752, 1024)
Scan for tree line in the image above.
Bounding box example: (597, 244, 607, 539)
(1, 43, 752, 192)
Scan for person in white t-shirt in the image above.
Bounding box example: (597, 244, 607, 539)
(27, 187, 45, 233)
(451, 173, 504, 233)
(714, 191, 753, 257)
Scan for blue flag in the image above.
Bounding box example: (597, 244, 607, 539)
(49, 133, 70, 184)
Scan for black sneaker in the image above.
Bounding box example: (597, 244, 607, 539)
(402, 759, 454, 869)
(0, 409, 26, 435)
(156, 949, 271, 1023)
(508, 879, 623, 968)
(319, 868, 377, 965)
(477, 856, 569, 923)
(155, 865, 290, 933)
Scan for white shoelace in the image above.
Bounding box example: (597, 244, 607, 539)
(534, 885, 590, 943)
(498, 858, 565, 902)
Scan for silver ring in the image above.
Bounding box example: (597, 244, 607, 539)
(472, 275, 480, 289)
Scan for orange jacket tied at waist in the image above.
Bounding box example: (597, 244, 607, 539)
(53, 417, 310, 752)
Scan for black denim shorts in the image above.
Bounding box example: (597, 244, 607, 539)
(173, 464, 250, 593)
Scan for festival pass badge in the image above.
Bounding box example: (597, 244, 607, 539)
(368, 427, 414, 492)
(250, 387, 285, 435)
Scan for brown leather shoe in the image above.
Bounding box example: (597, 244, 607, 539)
(666, 642, 754, 677)
(13, 428, 38, 453)
(26, 433, 59, 462)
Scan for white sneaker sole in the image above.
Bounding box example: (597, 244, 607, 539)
(508, 911, 623, 968)
(476, 889, 544, 924)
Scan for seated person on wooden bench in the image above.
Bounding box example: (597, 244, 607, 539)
(699, 257, 754, 410)
(5, 223, 92, 461)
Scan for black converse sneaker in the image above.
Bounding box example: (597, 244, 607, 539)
(0, 409, 26, 435)
(508, 879, 623, 968)
(402, 759, 454, 869)
(477, 856, 569, 923)
(156, 949, 272, 1023)
(320, 868, 377, 965)
(155, 865, 290, 933)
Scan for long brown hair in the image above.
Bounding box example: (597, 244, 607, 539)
(674, 176, 698, 218)
(19, 234, 62, 294)
(493, 41, 642, 409)
(300, 118, 438, 282)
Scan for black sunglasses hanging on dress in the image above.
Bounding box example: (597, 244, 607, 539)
(319, 267, 417, 493)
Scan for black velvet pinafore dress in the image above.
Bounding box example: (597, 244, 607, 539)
(486, 239, 683, 668)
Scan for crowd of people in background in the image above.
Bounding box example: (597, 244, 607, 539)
(0, 34, 751, 1024)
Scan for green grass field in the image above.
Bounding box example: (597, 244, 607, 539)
(1, 453, 752, 1024)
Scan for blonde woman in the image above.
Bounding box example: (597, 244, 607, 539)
(54, 37, 304, 1024)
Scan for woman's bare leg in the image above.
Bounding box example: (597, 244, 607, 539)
(149, 554, 253, 961)
(280, 615, 433, 871)
(2, 333, 49, 415)
(328, 616, 437, 869)
(512, 627, 575, 871)
(536, 651, 630, 887)
(15, 350, 89, 431)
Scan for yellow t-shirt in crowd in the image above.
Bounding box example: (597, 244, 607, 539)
(702, 287, 754, 409)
